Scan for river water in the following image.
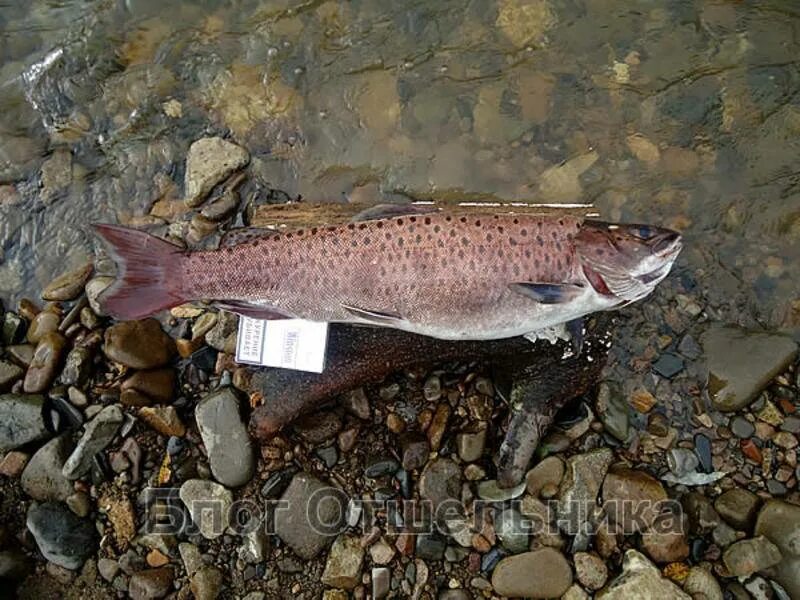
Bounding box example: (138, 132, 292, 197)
(0, 0, 799, 336)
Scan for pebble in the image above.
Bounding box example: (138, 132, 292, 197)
(456, 427, 486, 462)
(491, 548, 572, 599)
(365, 455, 400, 478)
(574, 551, 608, 590)
(0, 393, 49, 451)
(340, 388, 370, 420)
(190, 566, 223, 600)
(184, 137, 249, 206)
(274, 472, 345, 559)
(321, 535, 364, 590)
(42, 264, 93, 302)
(128, 567, 174, 600)
(731, 416, 755, 439)
(179, 479, 233, 540)
(103, 319, 176, 369)
(0, 360, 23, 391)
(139, 406, 186, 437)
(415, 534, 446, 560)
(26, 309, 60, 344)
(97, 558, 120, 582)
(24, 331, 67, 393)
(682, 567, 723, 600)
(722, 536, 782, 576)
(597, 550, 689, 598)
(754, 499, 800, 598)
(66, 491, 91, 518)
(26, 502, 96, 570)
(557, 448, 614, 532)
(294, 410, 342, 443)
(494, 508, 529, 554)
(714, 488, 760, 531)
(316, 445, 338, 468)
(702, 325, 798, 411)
(60, 347, 92, 388)
(774, 431, 798, 449)
(201, 188, 239, 222)
(21, 434, 74, 500)
(121, 368, 175, 404)
(84, 277, 113, 316)
(641, 519, 690, 563)
(372, 567, 390, 599)
(195, 387, 254, 487)
(596, 381, 630, 441)
(694, 433, 713, 473)
(667, 447, 700, 476)
(0, 450, 28, 477)
(652, 353, 684, 378)
(602, 466, 667, 532)
(400, 432, 429, 471)
(427, 402, 450, 452)
(419, 458, 462, 508)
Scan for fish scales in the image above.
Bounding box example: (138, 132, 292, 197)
(183, 213, 585, 339)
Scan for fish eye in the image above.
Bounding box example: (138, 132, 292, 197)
(630, 226, 655, 240)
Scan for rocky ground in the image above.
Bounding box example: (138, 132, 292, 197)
(0, 137, 799, 600)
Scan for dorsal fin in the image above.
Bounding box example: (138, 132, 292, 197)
(350, 203, 439, 223)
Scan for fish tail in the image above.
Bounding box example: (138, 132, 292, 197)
(92, 224, 188, 320)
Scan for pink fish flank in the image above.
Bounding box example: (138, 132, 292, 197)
(93, 212, 682, 341)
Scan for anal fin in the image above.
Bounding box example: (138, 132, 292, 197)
(214, 300, 290, 320)
(341, 303, 404, 326)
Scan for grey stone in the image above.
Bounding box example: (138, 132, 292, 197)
(0, 393, 49, 452)
(754, 499, 800, 598)
(372, 567, 391, 599)
(419, 458, 462, 509)
(525, 456, 565, 498)
(723, 536, 782, 577)
(21, 434, 75, 501)
(179, 479, 233, 540)
(195, 387, 254, 487)
(26, 502, 96, 570)
(456, 427, 486, 462)
(702, 325, 798, 411)
(557, 448, 614, 533)
(184, 137, 249, 206)
(495, 508, 529, 554)
(477, 479, 527, 502)
(274, 472, 345, 559)
(97, 558, 119, 582)
(491, 548, 573, 599)
(60, 347, 92, 387)
(597, 550, 690, 599)
(62, 405, 123, 479)
(0, 360, 23, 391)
(731, 416, 755, 439)
(128, 566, 173, 599)
(596, 381, 630, 441)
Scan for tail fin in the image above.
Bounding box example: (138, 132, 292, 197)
(92, 224, 188, 320)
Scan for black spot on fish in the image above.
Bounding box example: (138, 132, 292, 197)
(397, 219, 404, 225)
(358, 223, 367, 230)
(498, 226, 504, 233)
(525, 249, 531, 258)
(348, 223, 355, 230)
(445, 216, 452, 222)
(437, 240, 445, 248)
(461, 237, 469, 246)
(449, 230, 457, 237)
(297, 230, 304, 236)
(286, 233, 293, 239)
(252, 240, 259, 247)
(458, 250, 465, 259)
(385, 232, 392, 240)
(398, 238, 404, 247)
(424, 217, 431, 225)
(521, 228, 528, 236)
(537, 236, 544, 246)
(364, 237, 371, 245)
(556, 242, 562, 251)
(486, 233, 493, 242)
(460, 216, 467, 223)
(596, 248, 604, 255)
(475, 219, 481, 226)
(351, 240, 358, 247)
(410, 216, 417, 223)
(311, 227, 318, 234)
(376, 221, 384, 228)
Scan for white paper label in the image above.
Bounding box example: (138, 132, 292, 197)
(236, 317, 328, 373)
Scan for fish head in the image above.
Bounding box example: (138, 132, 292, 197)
(575, 220, 683, 304)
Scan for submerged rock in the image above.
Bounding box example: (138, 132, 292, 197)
(702, 325, 798, 411)
(184, 137, 249, 207)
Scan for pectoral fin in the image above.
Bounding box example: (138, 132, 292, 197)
(351, 203, 439, 223)
(341, 303, 405, 326)
(510, 282, 585, 304)
(566, 318, 584, 355)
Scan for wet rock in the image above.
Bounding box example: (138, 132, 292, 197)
(596, 381, 630, 441)
(714, 488, 760, 531)
(602, 466, 668, 532)
(321, 535, 363, 590)
(103, 319, 176, 369)
(722, 536, 782, 576)
(60, 346, 92, 387)
(190, 566, 223, 600)
(0, 359, 24, 391)
(557, 448, 614, 533)
(574, 552, 608, 591)
(477, 479, 527, 502)
(121, 368, 175, 404)
(702, 325, 798, 411)
(24, 331, 67, 393)
(419, 458, 462, 509)
(184, 137, 249, 207)
(179, 479, 233, 540)
(400, 432, 429, 471)
(627, 134, 661, 166)
(491, 548, 572, 599)
(731, 416, 755, 439)
(40, 147, 72, 203)
(274, 472, 345, 559)
(85, 277, 113, 316)
(42, 264, 93, 302)
(754, 499, 800, 598)
(26, 502, 96, 570)
(129, 567, 173, 599)
(526, 456, 565, 498)
(597, 550, 689, 599)
(62, 405, 123, 479)
(651, 353, 684, 379)
(365, 456, 399, 478)
(195, 387, 254, 487)
(139, 406, 185, 437)
(667, 448, 700, 476)
(694, 433, 713, 473)
(683, 567, 723, 600)
(21, 434, 74, 500)
(0, 393, 48, 451)
(456, 427, 486, 462)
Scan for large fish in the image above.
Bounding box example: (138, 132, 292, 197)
(93, 210, 682, 341)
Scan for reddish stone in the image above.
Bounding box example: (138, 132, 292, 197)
(740, 439, 762, 464)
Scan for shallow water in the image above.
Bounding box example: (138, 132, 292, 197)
(0, 0, 799, 336)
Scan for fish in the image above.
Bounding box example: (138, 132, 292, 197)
(92, 210, 682, 341)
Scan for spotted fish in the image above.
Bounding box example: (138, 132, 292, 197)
(93, 209, 682, 342)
